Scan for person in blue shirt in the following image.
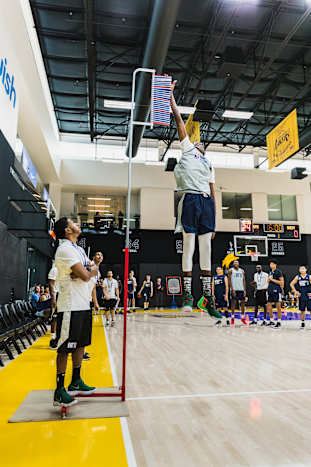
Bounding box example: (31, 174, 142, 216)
(31, 285, 41, 309)
(290, 265, 311, 329)
(267, 260, 284, 329)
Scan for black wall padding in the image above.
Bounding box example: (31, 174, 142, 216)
(0, 220, 27, 303)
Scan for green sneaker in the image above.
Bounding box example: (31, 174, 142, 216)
(197, 296, 222, 319)
(53, 387, 77, 407)
(181, 291, 194, 312)
(67, 378, 96, 396)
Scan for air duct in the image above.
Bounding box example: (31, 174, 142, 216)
(126, 0, 181, 157)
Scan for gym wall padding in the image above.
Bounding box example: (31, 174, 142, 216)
(83, 230, 311, 305)
(0, 220, 27, 304)
(0, 130, 52, 303)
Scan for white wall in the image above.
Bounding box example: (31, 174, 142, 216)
(140, 188, 175, 230)
(60, 192, 75, 217)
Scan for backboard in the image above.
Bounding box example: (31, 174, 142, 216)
(234, 235, 268, 257)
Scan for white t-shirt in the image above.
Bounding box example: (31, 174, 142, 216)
(48, 263, 59, 293)
(103, 278, 119, 299)
(88, 260, 101, 299)
(174, 136, 215, 196)
(55, 239, 91, 312)
(254, 271, 269, 290)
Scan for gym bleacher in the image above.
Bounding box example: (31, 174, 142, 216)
(0, 300, 47, 367)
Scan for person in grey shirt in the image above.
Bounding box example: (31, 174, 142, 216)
(170, 79, 220, 319)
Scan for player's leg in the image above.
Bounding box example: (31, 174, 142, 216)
(197, 233, 221, 318)
(49, 316, 58, 349)
(111, 300, 117, 326)
(181, 231, 196, 312)
(266, 301, 274, 326)
(240, 298, 247, 325)
(299, 298, 306, 329)
(67, 311, 95, 395)
(104, 300, 110, 326)
(231, 297, 236, 325)
(53, 311, 76, 407)
(273, 300, 282, 329)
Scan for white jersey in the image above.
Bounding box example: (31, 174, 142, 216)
(55, 239, 90, 312)
(88, 260, 101, 300)
(174, 136, 215, 196)
(230, 267, 244, 291)
(103, 278, 118, 299)
(48, 263, 59, 293)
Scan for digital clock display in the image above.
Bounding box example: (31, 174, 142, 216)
(264, 224, 284, 233)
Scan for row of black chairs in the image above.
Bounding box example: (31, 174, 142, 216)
(0, 301, 47, 366)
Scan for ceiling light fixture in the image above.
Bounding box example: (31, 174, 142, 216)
(222, 110, 253, 119)
(88, 205, 110, 208)
(87, 197, 111, 201)
(104, 100, 195, 114)
(88, 209, 112, 213)
(104, 100, 134, 110)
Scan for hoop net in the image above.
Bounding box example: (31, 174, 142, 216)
(249, 251, 260, 262)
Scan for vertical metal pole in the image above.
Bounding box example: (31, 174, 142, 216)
(121, 68, 155, 402)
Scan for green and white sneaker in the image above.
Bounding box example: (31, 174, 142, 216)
(53, 387, 77, 407)
(67, 378, 96, 396)
(197, 296, 222, 319)
(181, 291, 194, 312)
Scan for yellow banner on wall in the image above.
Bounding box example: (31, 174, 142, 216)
(185, 105, 200, 143)
(266, 108, 299, 169)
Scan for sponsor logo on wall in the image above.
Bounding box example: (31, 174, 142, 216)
(0, 46, 19, 149)
(129, 238, 140, 253)
(270, 241, 285, 256)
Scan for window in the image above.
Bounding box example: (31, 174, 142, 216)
(222, 192, 253, 219)
(267, 195, 297, 221)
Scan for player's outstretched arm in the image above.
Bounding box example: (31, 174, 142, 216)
(170, 80, 186, 142)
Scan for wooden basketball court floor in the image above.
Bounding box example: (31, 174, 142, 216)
(2, 310, 311, 466)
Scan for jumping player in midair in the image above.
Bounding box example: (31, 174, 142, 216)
(170, 80, 220, 318)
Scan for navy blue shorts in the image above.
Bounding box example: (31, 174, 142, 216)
(215, 296, 228, 309)
(181, 194, 215, 235)
(267, 291, 282, 303)
(299, 296, 311, 312)
(232, 291, 245, 301)
(143, 291, 151, 301)
(128, 292, 135, 300)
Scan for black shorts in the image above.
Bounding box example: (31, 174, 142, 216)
(215, 295, 228, 309)
(231, 291, 245, 301)
(128, 292, 135, 300)
(267, 291, 282, 303)
(143, 291, 151, 301)
(181, 194, 215, 235)
(56, 310, 92, 354)
(299, 297, 311, 312)
(104, 298, 117, 311)
(255, 290, 267, 306)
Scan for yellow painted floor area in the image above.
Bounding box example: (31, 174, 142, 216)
(0, 315, 128, 467)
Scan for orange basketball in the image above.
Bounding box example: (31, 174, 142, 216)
(137, 292, 141, 299)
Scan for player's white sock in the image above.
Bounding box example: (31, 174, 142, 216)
(183, 276, 192, 295)
(51, 333, 56, 339)
(201, 276, 212, 297)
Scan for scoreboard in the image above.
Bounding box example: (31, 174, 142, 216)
(239, 221, 300, 241)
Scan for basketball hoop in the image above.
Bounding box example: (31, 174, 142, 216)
(250, 251, 260, 262)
